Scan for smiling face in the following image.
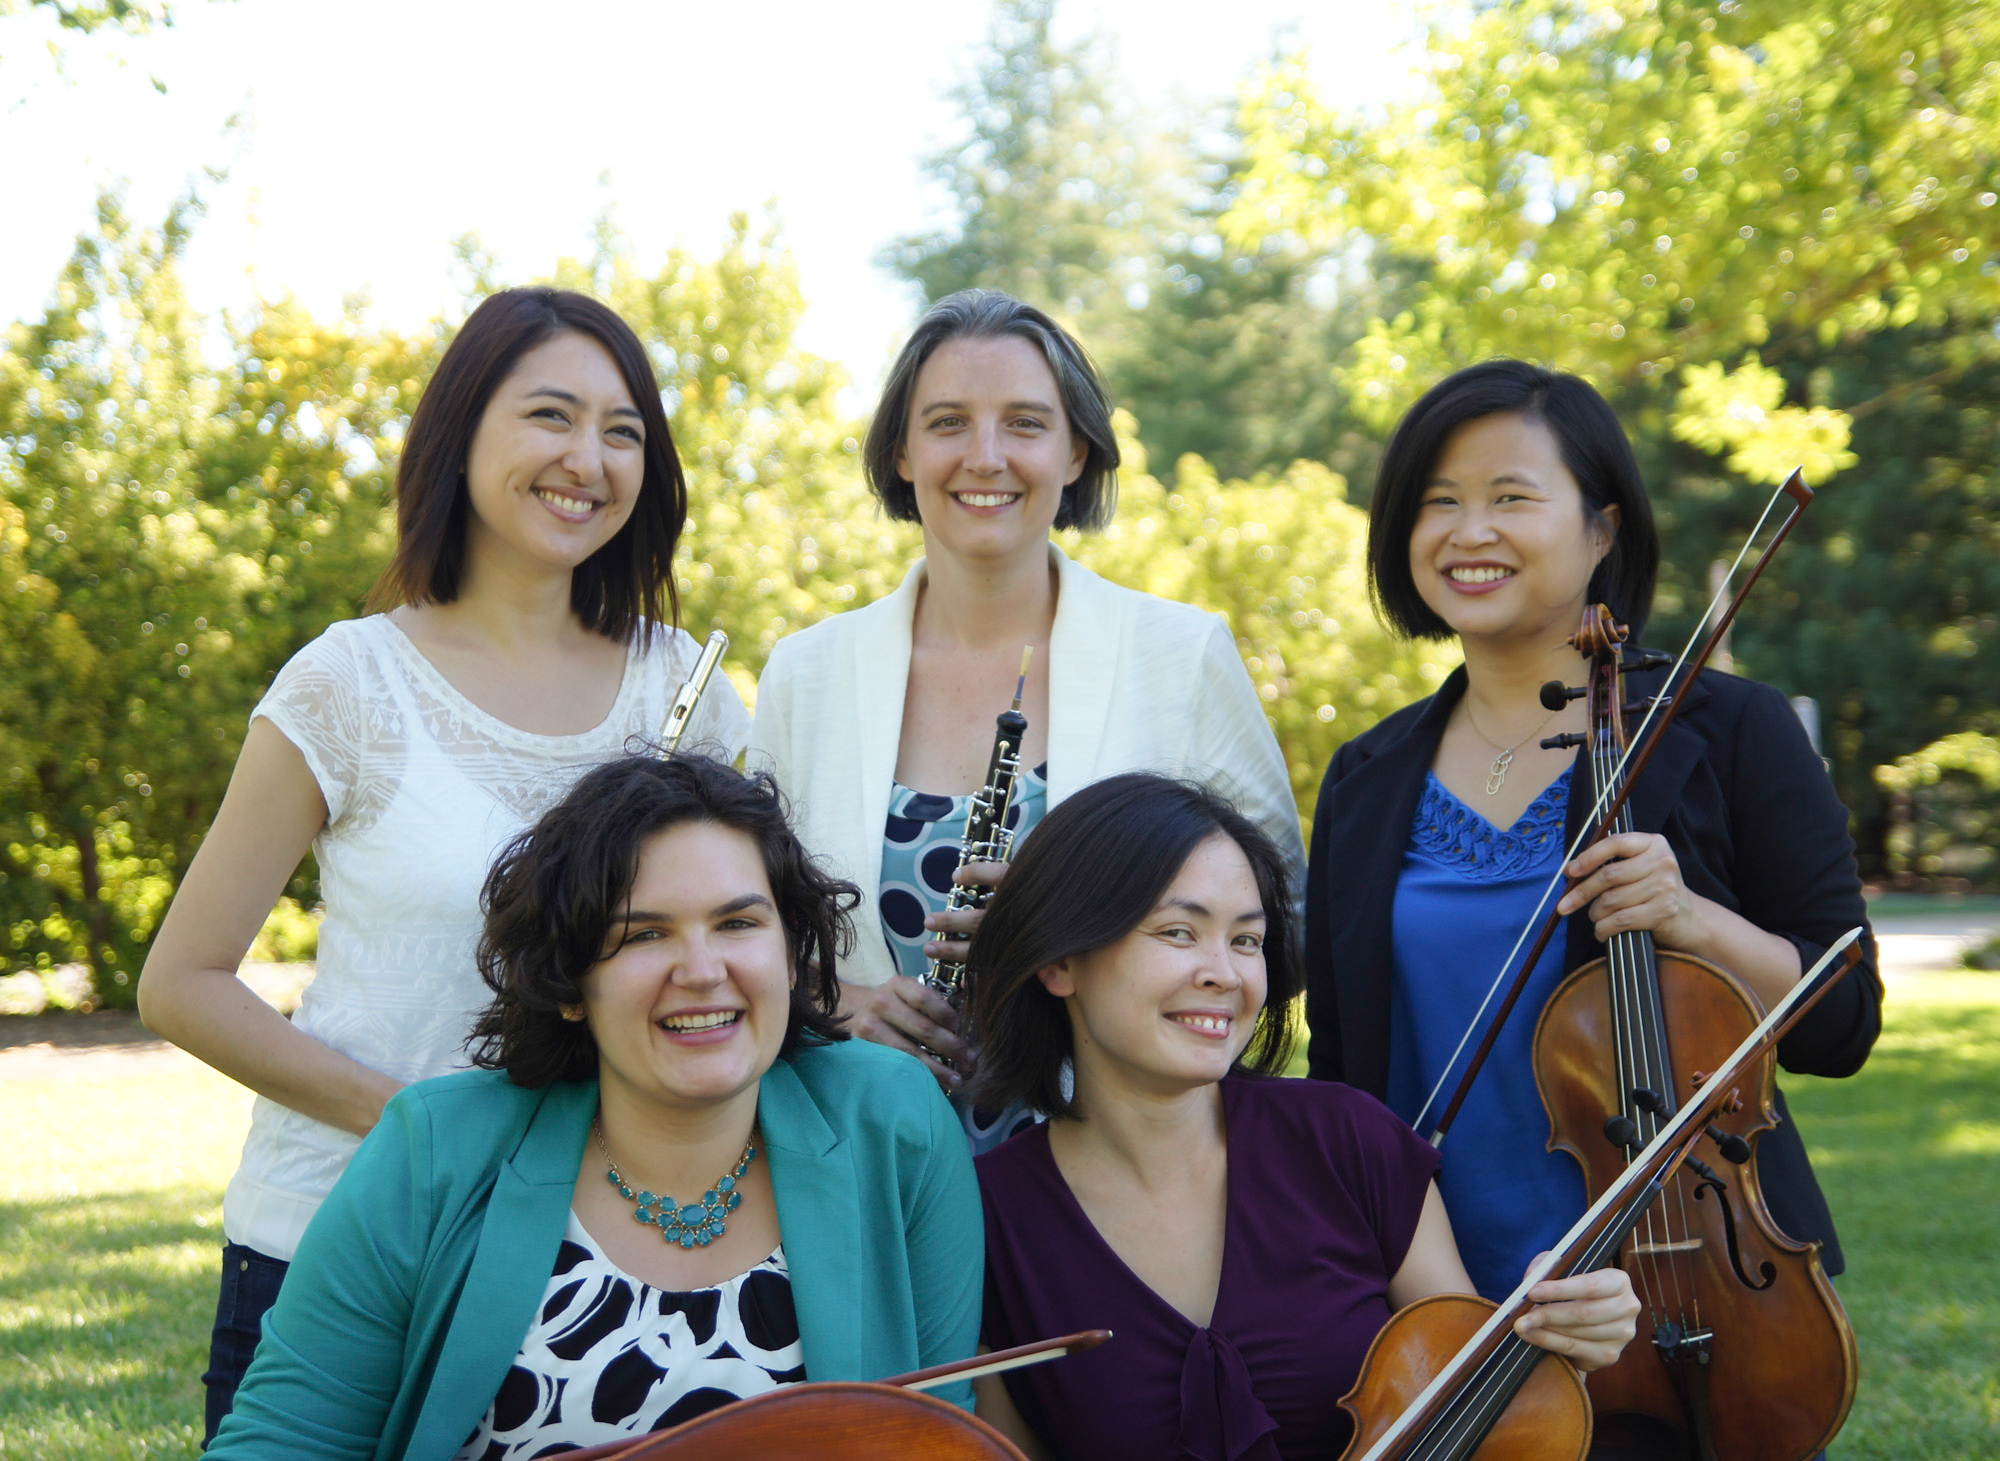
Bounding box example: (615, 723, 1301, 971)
(580, 821, 793, 1118)
(895, 334, 1088, 568)
(462, 330, 647, 582)
(1408, 412, 1617, 649)
(1041, 833, 1270, 1102)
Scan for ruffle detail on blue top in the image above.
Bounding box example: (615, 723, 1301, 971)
(1409, 767, 1572, 882)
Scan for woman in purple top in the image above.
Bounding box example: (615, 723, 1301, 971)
(963, 774, 1639, 1461)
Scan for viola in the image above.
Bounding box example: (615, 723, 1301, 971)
(1337, 933, 1862, 1461)
(555, 1329, 1109, 1461)
(1531, 604, 1856, 1459)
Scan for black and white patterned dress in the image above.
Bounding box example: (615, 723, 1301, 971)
(454, 1213, 806, 1459)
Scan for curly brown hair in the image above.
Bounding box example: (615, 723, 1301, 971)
(467, 754, 854, 1087)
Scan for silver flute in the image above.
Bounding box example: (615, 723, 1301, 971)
(658, 629, 729, 753)
(923, 647, 1033, 1009)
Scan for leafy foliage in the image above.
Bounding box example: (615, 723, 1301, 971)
(1228, 0, 2000, 454)
(0, 195, 433, 1000)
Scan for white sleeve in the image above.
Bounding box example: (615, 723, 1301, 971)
(1189, 615, 1308, 900)
(744, 637, 800, 792)
(250, 626, 369, 828)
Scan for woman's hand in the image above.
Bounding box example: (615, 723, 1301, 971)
(1558, 832, 1703, 948)
(920, 860, 1009, 964)
(1512, 1262, 1640, 1372)
(1556, 832, 1807, 1009)
(837, 975, 972, 1090)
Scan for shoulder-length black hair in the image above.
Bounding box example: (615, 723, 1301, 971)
(863, 289, 1120, 532)
(468, 755, 853, 1087)
(966, 773, 1299, 1118)
(369, 287, 685, 646)
(1367, 359, 1660, 641)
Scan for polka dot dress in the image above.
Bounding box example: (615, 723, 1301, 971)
(880, 764, 1049, 1153)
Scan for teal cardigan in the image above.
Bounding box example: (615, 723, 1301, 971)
(209, 1038, 982, 1460)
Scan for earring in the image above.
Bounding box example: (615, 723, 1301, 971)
(559, 1004, 587, 1023)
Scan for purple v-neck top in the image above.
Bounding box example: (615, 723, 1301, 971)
(976, 1075, 1441, 1461)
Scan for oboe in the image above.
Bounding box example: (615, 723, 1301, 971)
(658, 629, 729, 753)
(923, 646, 1033, 1009)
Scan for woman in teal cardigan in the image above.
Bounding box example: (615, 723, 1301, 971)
(208, 755, 982, 1460)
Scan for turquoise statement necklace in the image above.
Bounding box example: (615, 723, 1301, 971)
(596, 1122, 755, 1250)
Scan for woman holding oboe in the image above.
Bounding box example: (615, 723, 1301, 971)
(140, 288, 750, 1438)
(749, 290, 1301, 1138)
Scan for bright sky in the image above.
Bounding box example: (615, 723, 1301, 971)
(3, 0, 1417, 395)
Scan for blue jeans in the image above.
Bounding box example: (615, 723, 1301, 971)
(201, 1242, 290, 1447)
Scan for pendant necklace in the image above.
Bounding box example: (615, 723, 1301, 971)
(1464, 700, 1560, 796)
(596, 1122, 756, 1250)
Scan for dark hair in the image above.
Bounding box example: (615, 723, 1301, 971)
(1367, 359, 1660, 641)
(468, 755, 853, 1087)
(369, 287, 685, 646)
(966, 774, 1299, 1117)
(863, 289, 1120, 532)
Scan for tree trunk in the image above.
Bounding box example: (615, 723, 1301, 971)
(70, 818, 116, 995)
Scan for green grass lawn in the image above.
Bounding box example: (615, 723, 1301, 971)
(1, 977, 1994, 1459)
(1785, 971, 2000, 1459)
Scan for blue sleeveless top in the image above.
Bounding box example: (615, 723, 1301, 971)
(1385, 768, 1587, 1301)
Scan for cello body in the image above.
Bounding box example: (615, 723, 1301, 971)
(571, 1382, 1027, 1460)
(1536, 949, 1856, 1460)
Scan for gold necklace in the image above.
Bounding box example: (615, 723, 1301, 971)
(1462, 700, 1561, 796)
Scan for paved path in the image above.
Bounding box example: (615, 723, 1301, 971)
(2, 913, 1993, 1081)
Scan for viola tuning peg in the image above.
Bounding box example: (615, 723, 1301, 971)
(1540, 732, 1586, 750)
(1602, 1115, 1640, 1152)
(1619, 695, 1673, 718)
(1630, 1086, 1668, 1115)
(1538, 679, 1584, 711)
(1704, 1124, 1752, 1164)
(1627, 649, 1675, 671)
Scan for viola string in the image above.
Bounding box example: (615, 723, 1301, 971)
(1408, 483, 1791, 1139)
(1598, 728, 1673, 1325)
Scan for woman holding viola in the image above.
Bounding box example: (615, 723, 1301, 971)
(963, 772, 1639, 1461)
(1302, 360, 1880, 1458)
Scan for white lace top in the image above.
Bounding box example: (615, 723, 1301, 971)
(222, 615, 752, 1261)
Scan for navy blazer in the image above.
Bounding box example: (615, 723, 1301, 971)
(1303, 662, 1882, 1272)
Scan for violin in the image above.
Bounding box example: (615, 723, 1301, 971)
(1338, 933, 1862, 1461)
(555, 1330, 1110, 1461)
(1531, 605, 1856, 1459)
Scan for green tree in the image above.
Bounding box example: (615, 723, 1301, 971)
(1074, 422, 1461, 828)
(0, 0, 174, 33)
(879, 0, 1161, 327)
(0, 196, 431, 1000)
(1229, 0, 2000, 459)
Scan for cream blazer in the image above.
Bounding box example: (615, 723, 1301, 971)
(747, 543, 1307, 988)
